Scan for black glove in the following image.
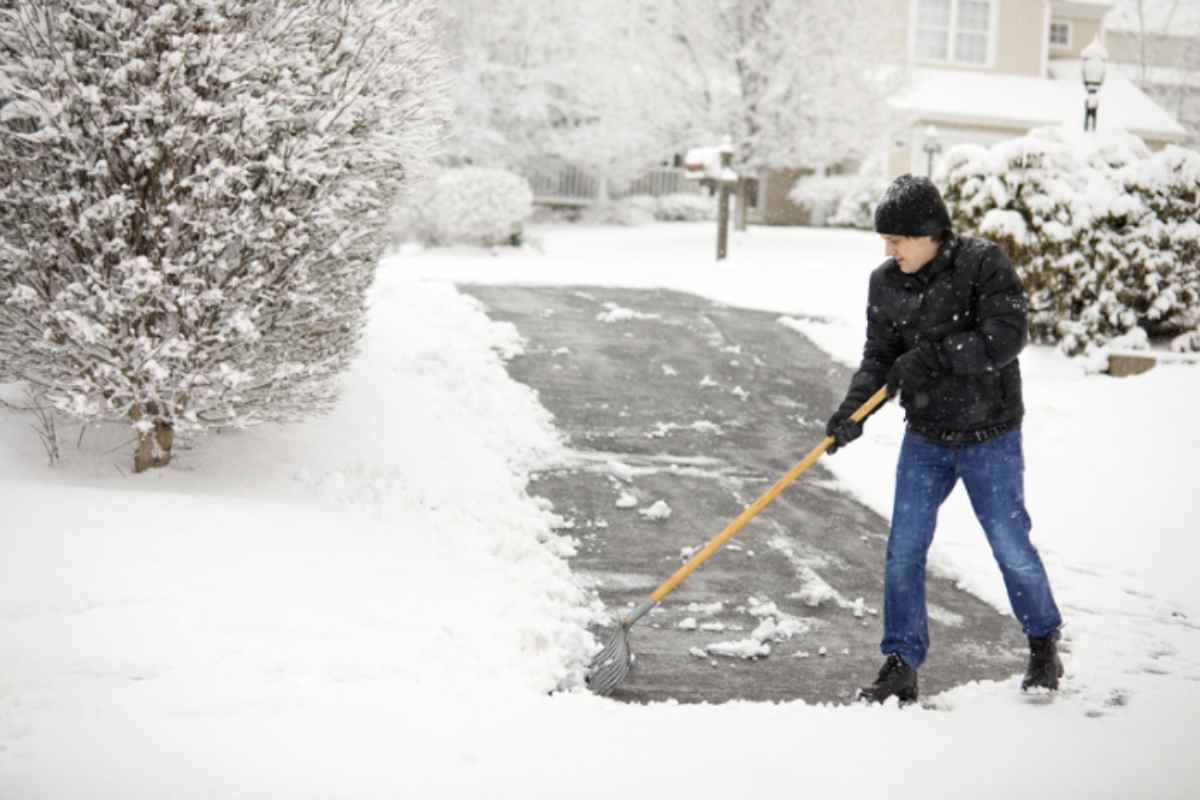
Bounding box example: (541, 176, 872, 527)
(886, 341, 944, 398)
(825, 411, 863, 455)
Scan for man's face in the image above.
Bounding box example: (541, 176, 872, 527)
(882, 235, 939, 274)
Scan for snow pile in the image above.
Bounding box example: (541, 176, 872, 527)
(696, 639, 771, 659)
(0, 275, 601, 797)
(942, 126, 1200, 354)
(596, 302, 662, 322)
(638, 500, 673, 521)
(685, 601, 726, 617)
(605, 458, 637, 482)
(689, 596, 815, 660)
(646, 420, 723, 438)
(5, 223, 1200, 799)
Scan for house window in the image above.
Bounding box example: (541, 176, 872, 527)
(914, 0, 993, 66)
(1049, 21, 1071, 48)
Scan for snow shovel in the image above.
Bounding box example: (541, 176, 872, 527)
(585, 385, 889, 695)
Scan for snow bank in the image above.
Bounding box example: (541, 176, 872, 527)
(4, 223, 1199, 799)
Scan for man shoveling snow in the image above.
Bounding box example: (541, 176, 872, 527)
(825, 175, 1065, 706)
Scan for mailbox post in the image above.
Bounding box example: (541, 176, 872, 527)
(716, 139, 734, 260)
(684, 136, 740, 261)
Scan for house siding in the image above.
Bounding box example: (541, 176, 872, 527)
(911, 0, 1046, 77)
(1049, 15, 1102, 59)
(994, 0, 1047, 76)
(756, 169, 810, 226)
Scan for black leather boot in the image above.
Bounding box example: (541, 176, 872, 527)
(858, 653, 918, 705)
(1021, 631, 1065, 691)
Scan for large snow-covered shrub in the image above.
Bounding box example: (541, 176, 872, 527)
(942, 128, 1200, 354)
(0, 0, 445, 471)
(426, 167, 533, 246)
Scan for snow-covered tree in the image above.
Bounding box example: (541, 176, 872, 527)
(0, 0, 446, 472)
(439, 0, 683, 185)
(709, 0, 903, 172)
(1110, 0, 1200, 143)
(436, 1, 898, 189)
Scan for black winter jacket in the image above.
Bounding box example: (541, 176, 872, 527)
(836, 235, 1028, 442)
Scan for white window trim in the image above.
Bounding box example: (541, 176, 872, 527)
(1049, 20, 1072, 49)
(909, 0, 999, 70)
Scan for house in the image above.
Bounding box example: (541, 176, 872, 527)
(881, 0, 1190, 179)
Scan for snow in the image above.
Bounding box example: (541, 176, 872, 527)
(595, 302, 661, 322)
(638, 500, 673, 521)
(892, 63, 1188, 142)
(1107, 0, 1200, 35)
(3, 223, 1199, 798)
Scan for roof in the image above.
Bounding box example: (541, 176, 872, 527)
(889, 62, 1188, 143)
(1106, 0, 1200, 35)
(1052, 1, 1117, 21)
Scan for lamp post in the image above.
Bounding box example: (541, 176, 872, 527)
(922, 125, 943, 178)
(1081, 37, 1108, 132)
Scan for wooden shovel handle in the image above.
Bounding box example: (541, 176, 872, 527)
(648, 385, 888, 604)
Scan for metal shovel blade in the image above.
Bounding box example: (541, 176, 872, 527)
(584, 623, 634, 696)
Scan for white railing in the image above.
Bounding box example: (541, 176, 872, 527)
(525, 164, 600, 207)
(618, 168, 702, 199)
(524, 165, 702, 206)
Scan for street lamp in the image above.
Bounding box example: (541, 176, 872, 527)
(1081, 37, 1108, 132)
(922, 125, 943, 178)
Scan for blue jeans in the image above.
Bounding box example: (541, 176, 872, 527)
(882, 429, 1062, 668)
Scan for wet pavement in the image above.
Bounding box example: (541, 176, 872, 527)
(461, 285, 1026, 705)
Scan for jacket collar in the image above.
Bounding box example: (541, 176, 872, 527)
(890, 234, 959, 287)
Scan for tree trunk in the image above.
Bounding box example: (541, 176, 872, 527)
(132, 418, 174, 473)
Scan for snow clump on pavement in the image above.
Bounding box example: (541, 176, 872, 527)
(638, 500, 672, 520)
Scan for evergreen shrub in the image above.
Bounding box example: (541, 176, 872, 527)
(942, 128, 1200, 355)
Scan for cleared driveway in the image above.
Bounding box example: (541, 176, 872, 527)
(462, 284, 1026, 704)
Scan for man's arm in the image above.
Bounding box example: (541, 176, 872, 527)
(837, 275, 905, 417)
(938, 245, 1028, 375)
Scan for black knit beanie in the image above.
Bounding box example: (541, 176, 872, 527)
(874, 174, 952, 238)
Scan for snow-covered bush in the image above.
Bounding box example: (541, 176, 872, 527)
(828, 177, 889, 229)
(790, 175, 886, 228)
(789, 175, 854, 226)
(653, 193, 717, 222)
(1172, 331, 1200, 353)
(0, 0, 445, 472)
(942, 128, 1200, 354)
(581, 196, 657, 226)
(425, 167, 534, 246)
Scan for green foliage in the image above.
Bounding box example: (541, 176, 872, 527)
(942, 129, 1200, 355)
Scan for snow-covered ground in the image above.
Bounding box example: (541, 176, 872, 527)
(3, 223, 1198, 798)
